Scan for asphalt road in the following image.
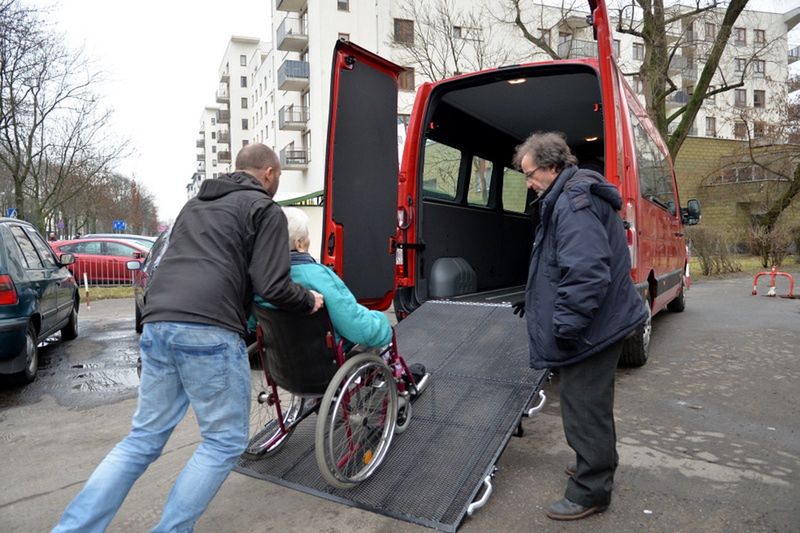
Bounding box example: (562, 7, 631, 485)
(1, 274, 798, 532)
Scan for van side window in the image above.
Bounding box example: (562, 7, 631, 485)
(630, 113, 677, 215)
(467, 156, 493, 207)
(501, 168, 528, 213)
(422, 139, 460, 201)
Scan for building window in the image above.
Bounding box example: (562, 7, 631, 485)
(394, 19, 414, 44)
(453, 26, 480, 40)
(734, 27, 746, 45)
(212, 145, 217, 153)
(753, 122, 765, 138)
(734, 88, 747, 107)
(242, 140, 249, 147)
(213, 159, 217, 166)
(240, 76, 247, 88)
(242, 118, 249, 130)
(705, 22, 715, 42)
(754, 29, 765, 45)
(633, 75, 644, 93)
(686, 84, 694, 96)
(211, 117, 216, 126)
(337, 0, 349, 11)
(338, 32, 350, 41)
(558, 32, 571, 44)
(633, 42, 644, 61)
(734, 121, 747, 139)
(613, 39, 620, 58)
(734, 58, 746, 73)
(707, 85, 716, 103)
(211, 131, 216, 139)
(241, 97, 248, 109)
(753, 90, 765, 108)
(239, 54, 247, 66)
(538, 28, 550, 46)
(705, 117, 716, 137)
(399, 67, 415, 91)
(753, 59, 765, 78)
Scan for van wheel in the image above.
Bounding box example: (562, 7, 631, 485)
(620, 300, 651, 367)
(667, 281, 686, 313)
(61, 303, 79, 340)
(14, 323, 39, 384)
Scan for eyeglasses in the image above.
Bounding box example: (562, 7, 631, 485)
(524, 167, 542, 180)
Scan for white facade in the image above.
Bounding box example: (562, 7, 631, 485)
(191, 1, 798, 195)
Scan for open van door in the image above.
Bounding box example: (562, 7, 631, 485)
(322, 40, 404, 310)
(588, 0, 624, 187)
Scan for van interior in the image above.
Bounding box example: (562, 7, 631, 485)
(412, 63, 607, 307)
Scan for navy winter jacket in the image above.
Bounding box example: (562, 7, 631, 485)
(525, 165, 648, 369)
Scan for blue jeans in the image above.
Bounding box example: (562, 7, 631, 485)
(53, 321, 250, 533)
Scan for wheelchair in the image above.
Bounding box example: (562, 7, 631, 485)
(244, 306, 430, 489)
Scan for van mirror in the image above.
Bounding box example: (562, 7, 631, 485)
(682, 199, 701, 226)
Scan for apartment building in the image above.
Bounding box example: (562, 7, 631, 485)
(190, 1, 798, 196)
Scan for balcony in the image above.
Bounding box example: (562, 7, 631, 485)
(276, 0, 306, 12)
(789, 45, 800, 64)
(196, 138, 204, 148)
(681, 67, 697, 82)
(196, 154, 205, 162)
(218, 151, 231, 163)
(279, 106, 309, 130)
(277, 16, 308, 52)
(665, 90, 690, 108)
(278, 60, 309, 91)
(668, 54, 688, 73)
(280, 147, 308, 169)
(220, 69, 229, 83)
(557, 39, 597, 59)
(217, 110, 230, 124)
(216, 88, 229, 103)
(217, 131, 230, 144)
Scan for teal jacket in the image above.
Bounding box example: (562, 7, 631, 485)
(252, 251, 392, 348)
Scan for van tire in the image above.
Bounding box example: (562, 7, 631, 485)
(620, 300, 652, 367)
(667, 281, 686, 313)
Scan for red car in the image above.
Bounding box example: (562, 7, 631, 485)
(50, 238, 148, 284)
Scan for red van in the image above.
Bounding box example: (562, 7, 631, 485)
(320, 0, 700, 367)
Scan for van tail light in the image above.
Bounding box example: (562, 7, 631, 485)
(0, 274, 18, 305)
(625, 201, 637, 270)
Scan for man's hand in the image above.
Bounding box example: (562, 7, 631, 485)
(310, 290, 324, 313)
(511, 300, 525, 318)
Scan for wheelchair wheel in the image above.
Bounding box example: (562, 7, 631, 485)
(315, 354, 398, 489)
(243, 344, 304, 460)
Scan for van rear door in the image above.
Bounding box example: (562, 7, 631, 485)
(322, 40, 404, 310)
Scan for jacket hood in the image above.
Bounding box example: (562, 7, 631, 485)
(564, 168, 622, 211)
(197, 171, 267, 201)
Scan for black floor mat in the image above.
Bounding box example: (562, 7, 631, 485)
(235, 301, 548, 532)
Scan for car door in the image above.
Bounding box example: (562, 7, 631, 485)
(8, 225, 58, 335)
(103, 241, 141, 283)
(321, 40, 403, 310)
(25, 227, 75, 325)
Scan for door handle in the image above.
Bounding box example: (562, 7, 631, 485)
(674, 232, 684, 237)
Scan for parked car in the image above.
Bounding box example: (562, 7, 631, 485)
(320, 4, 700, 369)
(0, 217, 79, 384)
(80, 233, 157, 250)
(126, 229, 170, 333)
(51, 238, 148, 285)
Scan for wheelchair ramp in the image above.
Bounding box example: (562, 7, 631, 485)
(235, 301, 548, 532)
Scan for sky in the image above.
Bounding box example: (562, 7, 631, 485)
(33, 0, 800, 222)
(35, 0, 269, 222)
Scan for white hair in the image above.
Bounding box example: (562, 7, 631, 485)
(283, 207, 310, 250)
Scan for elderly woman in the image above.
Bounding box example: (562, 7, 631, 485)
(253, 207, 392, 349)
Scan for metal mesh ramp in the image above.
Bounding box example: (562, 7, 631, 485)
(235, 301, 548, 532)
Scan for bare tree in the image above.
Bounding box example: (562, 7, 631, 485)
(390, 0, 518, 82)
(0, 0, 128, 229)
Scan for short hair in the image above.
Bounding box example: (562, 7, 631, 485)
(283, 207, 309, 250)
(513, 131, 577, 172)
(235, 143, 280, 171)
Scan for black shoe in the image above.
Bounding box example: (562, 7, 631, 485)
(565, 463, 576, 476)
(546, 498, 608, 521)
(408, 363, 426, 383)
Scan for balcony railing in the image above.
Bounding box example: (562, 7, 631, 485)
(280, 147, 308, 169)
(556, 39, 597, 59)
(278, 106, 309, 130)
(217, 110, 230, 124)
(216, 88, 229, 103)
(196, 139, 204, 148)
(218, 151, 231, 162)
(276, 0, 306, 12)
(681, 67, 697, 82)
(278, 60, 310, 91)
(217, 131, 230, 144)
(220, 69, 229, 82)
(277, 16, 308, 52)
(789, 45, 800, 64)
(196, 154, 205, 161)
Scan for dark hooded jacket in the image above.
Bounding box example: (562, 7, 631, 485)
(525, 165, 647, 369)
(142, 172, 314, 336)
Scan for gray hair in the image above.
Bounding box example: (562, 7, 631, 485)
(283, 207, 309, 250)
(513, 131, 577, 172)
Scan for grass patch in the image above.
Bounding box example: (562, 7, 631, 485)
(80, 286, 135, 301)
(690, 255, 799, 281)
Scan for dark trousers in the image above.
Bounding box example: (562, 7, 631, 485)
(559, 340, 623, 507)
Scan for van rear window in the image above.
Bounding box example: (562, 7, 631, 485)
(422, 140, 460, 201)
(502, 168, 527, 213)
(467, 156, 493, 207)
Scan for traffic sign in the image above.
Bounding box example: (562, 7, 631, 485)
(6, 207, 17, 218)
(112, 219, 126, 231)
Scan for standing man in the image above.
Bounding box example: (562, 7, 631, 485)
(53, 144, 324, 532)
(513, 132, 647, 520)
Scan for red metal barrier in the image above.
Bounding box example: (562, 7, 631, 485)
(752, 265, 796, 298)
